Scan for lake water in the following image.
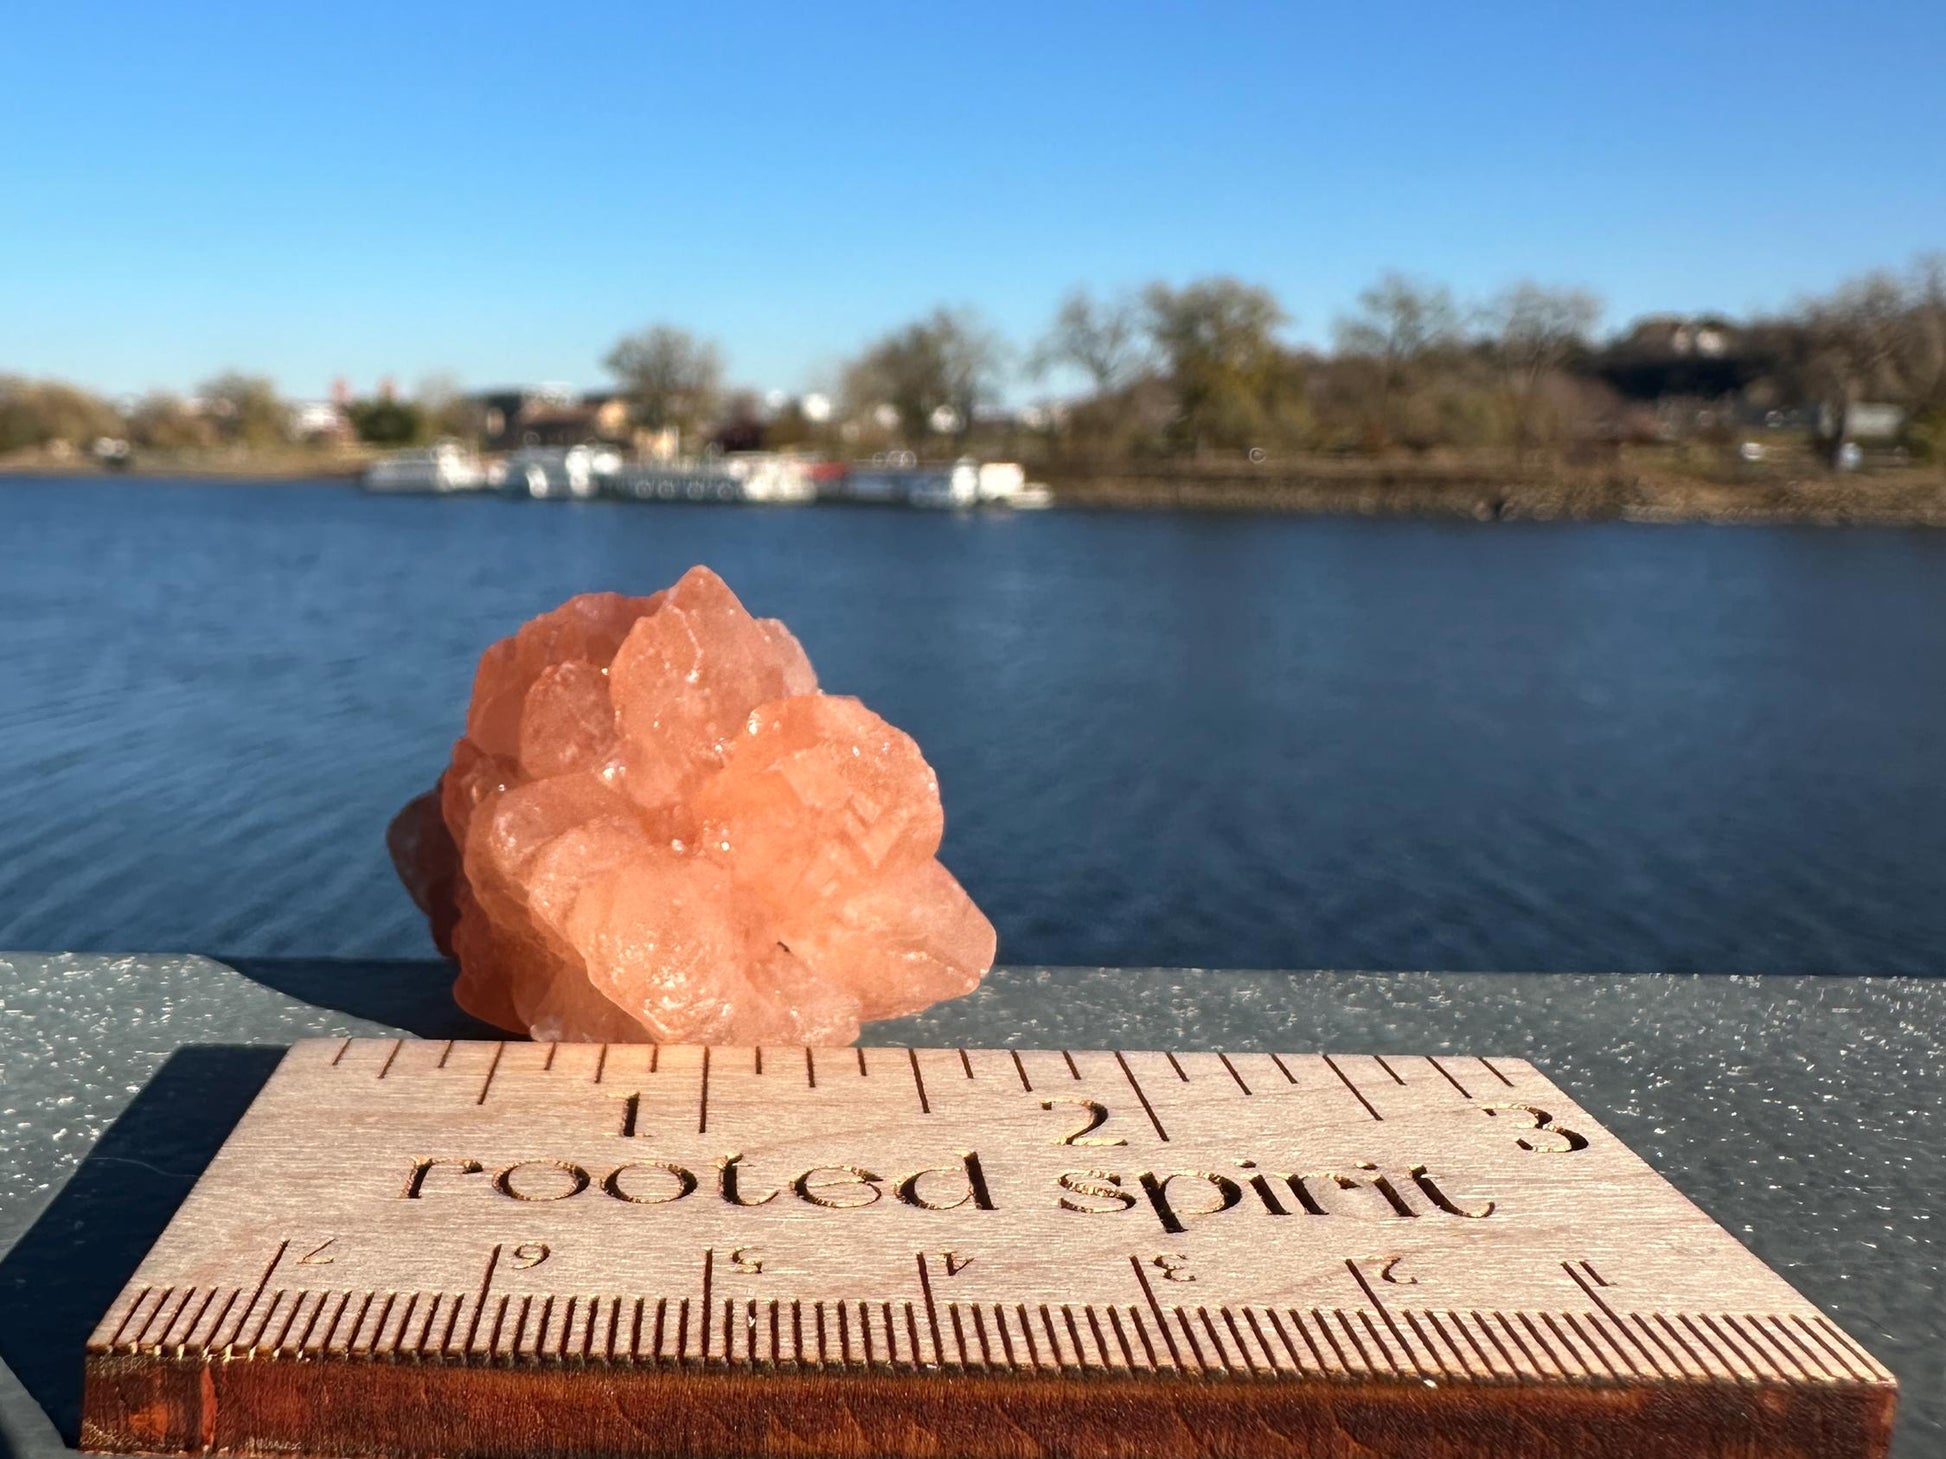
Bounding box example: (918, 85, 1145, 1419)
(3, 476, 1943, 975)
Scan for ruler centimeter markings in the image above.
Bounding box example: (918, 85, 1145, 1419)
(81, 1040, 1896, 1459)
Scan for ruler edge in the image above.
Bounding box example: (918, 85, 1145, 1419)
(80, 1345, 1901, 1459)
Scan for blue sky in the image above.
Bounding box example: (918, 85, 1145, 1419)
(3, 1, 1942, 400)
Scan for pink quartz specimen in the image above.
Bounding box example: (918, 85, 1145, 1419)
(388, 566, 996, 1044)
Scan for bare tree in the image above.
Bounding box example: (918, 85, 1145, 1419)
(1335, 273, 1460, 365)
(604, 326, 724, 447)
(1333, 272, 1461, 448)
(1032, 288, 1147, 395)
(415, 372, 480, 442)
(1779, 259, 1946, 461)
(1905, 253, 1946, 415)
(1483, 283, 1601, 461)
(1809, 273, 1907, 388)
(841, 308, 1006, 449)
(1786, 271, 1915, 460)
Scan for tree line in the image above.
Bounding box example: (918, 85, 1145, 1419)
(601, 258, 1946, 465)
(5, 255, 1943, 466)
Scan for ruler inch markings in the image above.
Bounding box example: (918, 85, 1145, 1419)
(700, 1249, 714, 1360)
(1344, 1258, 1423, 1375)
(1321, 1053, 1384, 1120)
(909, 1047, 931, 1113)
(1113, 1050, 1170, 1141)
(476, 1043, 504, 1104)
(463, 1245, 501, 1355)
(1426, 1055, 1473, 1100)
(697, 1047, 711, 1134)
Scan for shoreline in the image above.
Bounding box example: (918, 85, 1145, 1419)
(1042, 464, 1946, 527)
(7, 456, 1946, 527)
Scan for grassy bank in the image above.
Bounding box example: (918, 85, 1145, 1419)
(1043, 453, 1946, 526)
(0, 446, 370, 481)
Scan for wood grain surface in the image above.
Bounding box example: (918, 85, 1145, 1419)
(81, 1040, 1897, 1459)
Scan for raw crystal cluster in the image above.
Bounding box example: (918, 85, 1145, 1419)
(389, 567, 995, 1044)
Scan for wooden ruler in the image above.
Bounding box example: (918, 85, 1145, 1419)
(83, 1040, 1894, 1459)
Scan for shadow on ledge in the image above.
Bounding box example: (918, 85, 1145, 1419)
(0, 1046, 283, 1446)
(225, 957, 506, 1040)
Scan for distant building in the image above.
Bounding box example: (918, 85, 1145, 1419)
(584, 392, 633, 439)
(504, 406, 583, 447)
(1599, 315, 1755, 403)
(471, 387, 632, 450)
(473, 387, 561, 449)
(1818, 401, 1907, 445)
(1620, 315, 1738, 358)
(288, 399, 351, 443)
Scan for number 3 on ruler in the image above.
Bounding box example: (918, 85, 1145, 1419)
(1483, 1104, 1588, 1153)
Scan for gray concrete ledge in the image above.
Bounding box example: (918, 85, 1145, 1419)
(2, 954, 1940, 1457)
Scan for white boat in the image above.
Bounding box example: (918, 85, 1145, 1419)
(605, 453, 818, 505)
(972, 461, 1026, 504)
(502, 445, 617, 499)
(836, 466, 914, 504)
(907, 464, 981, 509)
(843, 458, 1032, 509)
(724, 452, 817, 504)
(362, 442, 486, 493)
(606, 462, 743, 503)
